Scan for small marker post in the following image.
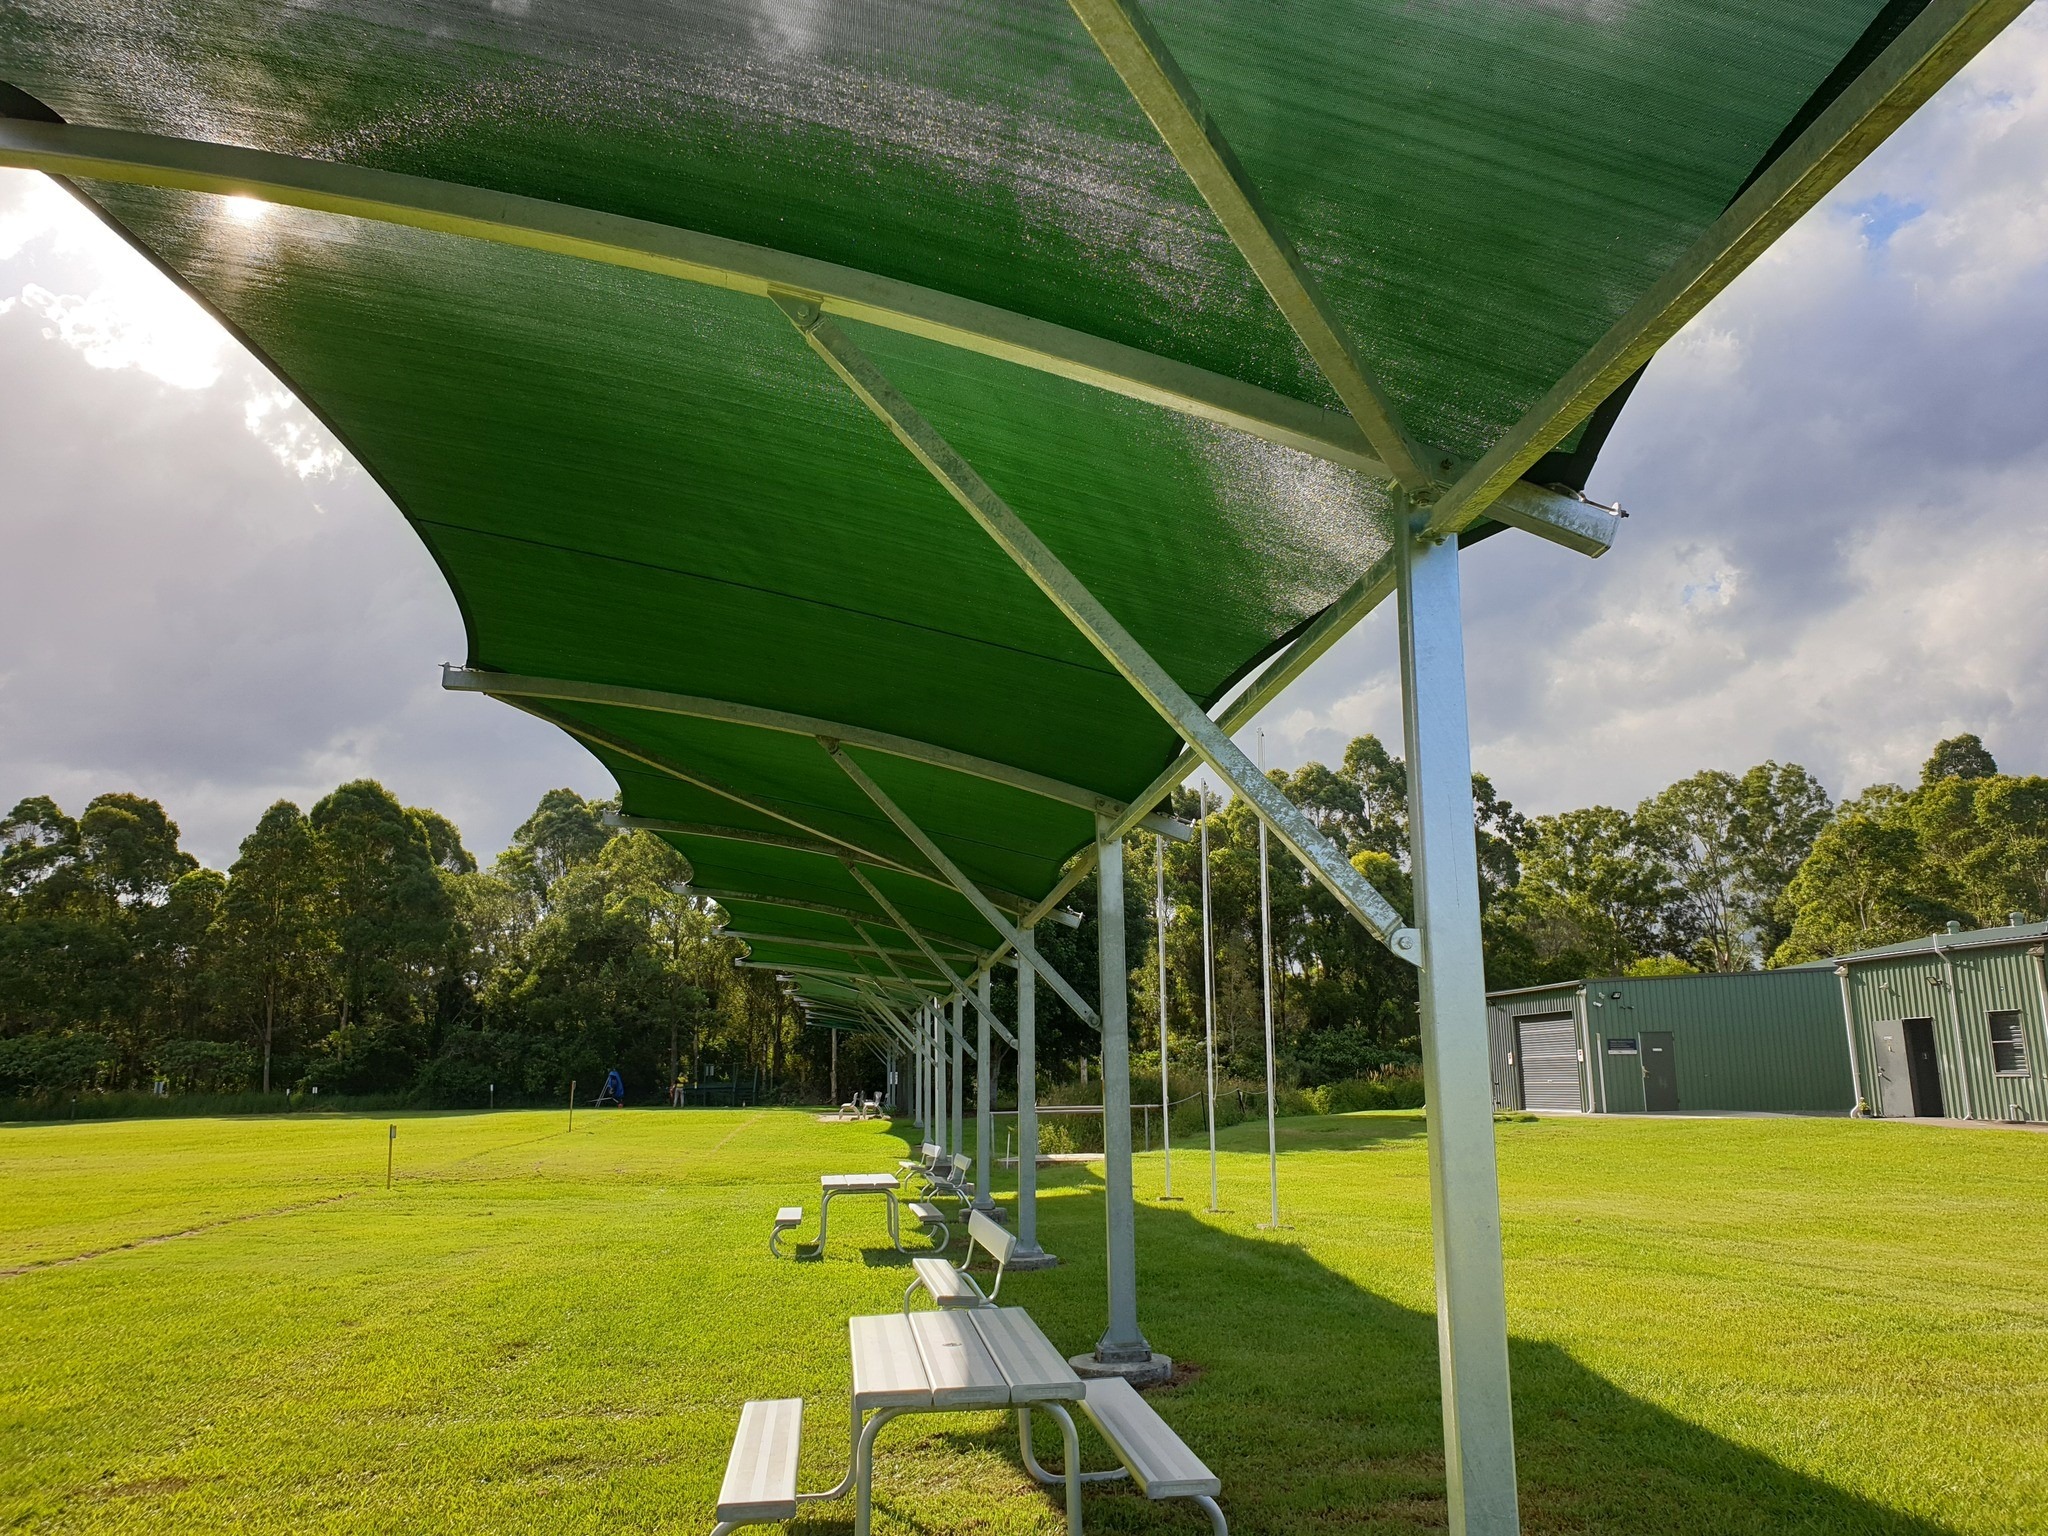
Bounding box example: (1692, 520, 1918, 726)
(569, 1080, 576, 1133)
(386, 1123, 396, 1188)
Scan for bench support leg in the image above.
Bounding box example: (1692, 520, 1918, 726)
(1016, 1406, 1129, 1489)
(853, 1406, 901, 1536)
(1194, 1495, 1229, 1536)
(1399, 520, 1519, 1534)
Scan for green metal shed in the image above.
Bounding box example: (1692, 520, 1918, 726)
(1487, 969, 1853, 1116)
(1835, 919, 2048, 1123)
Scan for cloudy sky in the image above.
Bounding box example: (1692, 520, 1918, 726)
(3, 14, 2047, 871)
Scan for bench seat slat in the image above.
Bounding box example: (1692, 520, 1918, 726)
(909, 1309, 1010, 1408)
(716, 1398, 803, 1523)
(851, 1314, 932, 1410)
(1082, 1378, 1221, 1500)
(970, 1308, 1081, 1402)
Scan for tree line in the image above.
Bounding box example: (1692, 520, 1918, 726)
(0, 783, 804, 1106)
(1, 732, 2038, 1107)
(1104, 730, 2042, 1086)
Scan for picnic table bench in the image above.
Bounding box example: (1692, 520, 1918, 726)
(802, 1173, 902, 1256)
(847, 1307, 1086, 1536)
(1081, 1377, 1227, 1534)
(708, 1306, 1227, 1535)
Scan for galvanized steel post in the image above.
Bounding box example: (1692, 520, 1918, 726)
(1259, 732, 1281, 1229)
(975, 968, 996, 1210)
(1200, 783, 1219, 1212)
(934, 1002, 949, 1155)
(1156, 833, 1174, 1199)
(951, 994, 966, 1157)
(1398, 518, 1520, 1536)
(1094, 818, 1150, 1363)
(1014, 930, 1049, 1261)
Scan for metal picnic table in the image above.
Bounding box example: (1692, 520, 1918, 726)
(796, 1173, 904, 1258)
(819, 1307, 1093, 1535)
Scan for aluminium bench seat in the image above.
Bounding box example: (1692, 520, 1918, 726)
(710, 1397, 803, 1534)
(905, 1208, 1013, 1314)
(1081, 1377, 1226, 1534)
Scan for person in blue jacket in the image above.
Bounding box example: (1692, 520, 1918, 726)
(600, 1067, 624, 1106)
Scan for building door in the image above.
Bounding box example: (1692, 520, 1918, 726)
(1868, 1019, 1918, 1118)
(1515, 1013, 1582, 1112)
(1903, 1017, 1946, 1118)
(1641, 1031, 1679, 1111)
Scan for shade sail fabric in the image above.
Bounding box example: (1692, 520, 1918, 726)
(0, 0, 1986, 1014)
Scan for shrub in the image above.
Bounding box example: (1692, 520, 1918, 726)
(0, 1033, 114, 1095)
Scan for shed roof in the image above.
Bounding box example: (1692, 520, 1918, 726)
(1834, 921, 2048, 965)
(0, 0, 2024, 1019)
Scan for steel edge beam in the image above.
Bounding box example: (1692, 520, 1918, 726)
(3, 121, 1616, 560)
(687, 885, 983, 950)
(606, 808, 1043, 916)
(445, 664, 1191, 834)
(0, 118, 1395, 476)
(721, 930, 952, 962)
(504, 697, 950, 884)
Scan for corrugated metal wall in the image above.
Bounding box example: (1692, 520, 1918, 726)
(1490, 971, 1854, 1115)
(1581, 970, 1852, 1113)
(1847, 940, 2048, 1122)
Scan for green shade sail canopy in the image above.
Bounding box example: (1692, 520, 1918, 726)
(0, 0, 2022, 1014)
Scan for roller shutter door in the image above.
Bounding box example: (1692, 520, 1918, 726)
(1516, 1014, 1583, 1113)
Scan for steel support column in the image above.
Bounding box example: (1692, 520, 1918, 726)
(1200, 785, 1219, 1211)
(1398, 518, 1518, 1536)
(1093, 820, 1150, 1364)
(1013, 929, 1049, 1261)
(926, 1004, 938, 1149)
(975, 968, 997, 1211)
(950, 994, 966, 1159)
(915, 1010, 928, 1135)
(937, 1003, 950, 1153)
(1155, 834, 1174, 1200)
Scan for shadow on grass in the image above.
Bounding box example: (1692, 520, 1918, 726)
(837, 1118, 1958, 1536)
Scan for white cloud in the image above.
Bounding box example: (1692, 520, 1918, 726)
(242, 388, 349, 481)
(17, 280, 225, 390)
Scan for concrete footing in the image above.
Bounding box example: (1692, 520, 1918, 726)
(1069, 1351, 1172, 1387)
(1007, 1248, 1059, 1271)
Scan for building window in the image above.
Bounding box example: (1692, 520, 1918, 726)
(1988, 1010, 2030, 1076)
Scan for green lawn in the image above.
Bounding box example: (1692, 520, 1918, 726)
(2, 1107, 2043, 1534)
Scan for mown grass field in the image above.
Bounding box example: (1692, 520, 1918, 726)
(2, 1106, 2043, 1534)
